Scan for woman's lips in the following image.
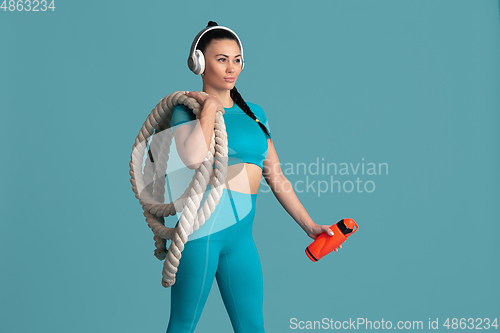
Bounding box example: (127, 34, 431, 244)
(224, 77, 235, 82)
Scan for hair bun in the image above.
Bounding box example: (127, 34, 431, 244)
(207, 21, 218, 27)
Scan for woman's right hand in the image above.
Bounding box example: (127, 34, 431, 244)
(306, 223, 343, 251)
(185, 91, 225, 116)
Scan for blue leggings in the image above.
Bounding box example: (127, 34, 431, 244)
(166, 187, 265, 333)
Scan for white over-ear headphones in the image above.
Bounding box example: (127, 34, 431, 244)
(187, 25, 245, 75)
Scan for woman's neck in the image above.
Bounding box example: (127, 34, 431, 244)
(202, 85, 234, 108)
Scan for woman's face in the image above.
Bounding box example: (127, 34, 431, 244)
(202, 39, 242, 91)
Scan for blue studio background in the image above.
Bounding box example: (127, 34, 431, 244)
(1, 0, 499, 332)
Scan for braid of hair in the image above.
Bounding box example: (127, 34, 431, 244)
(230, 86, 271, 139)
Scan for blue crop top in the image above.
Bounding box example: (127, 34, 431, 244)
(170, 101, 271, 170)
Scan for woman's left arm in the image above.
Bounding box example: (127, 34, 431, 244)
(262, 139, 341, 249)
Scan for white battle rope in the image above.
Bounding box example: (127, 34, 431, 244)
(129, 91, 228, 288)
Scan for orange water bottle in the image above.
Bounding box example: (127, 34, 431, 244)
(305, 218, 358, 262)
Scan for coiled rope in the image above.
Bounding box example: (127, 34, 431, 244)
(129, 90, 228, 288)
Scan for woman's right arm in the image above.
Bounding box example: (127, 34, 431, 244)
(173, 92, 224, 170)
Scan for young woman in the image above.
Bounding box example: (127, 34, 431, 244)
(166, 21, 341, 333)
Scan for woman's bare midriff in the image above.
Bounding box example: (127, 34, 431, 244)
(213, 162, 262, 195)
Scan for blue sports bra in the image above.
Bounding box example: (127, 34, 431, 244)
(170, 101, 271, 170)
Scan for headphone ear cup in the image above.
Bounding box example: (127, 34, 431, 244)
(187, 55, 196, 73)
(194, 49, 205, 75)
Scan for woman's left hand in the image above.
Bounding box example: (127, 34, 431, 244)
(306, 223, 342, 251)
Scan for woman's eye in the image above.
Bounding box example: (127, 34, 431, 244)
(217, 58, 240, 63)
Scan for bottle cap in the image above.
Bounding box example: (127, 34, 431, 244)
(336, 218, 355, 235)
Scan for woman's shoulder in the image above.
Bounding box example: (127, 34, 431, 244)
(172, 104, 196, 117)
(173, 103, 194, 112)
(245, 101, 262, 109)
(171, 103, 196, 127)
(245, 101, 268, 120)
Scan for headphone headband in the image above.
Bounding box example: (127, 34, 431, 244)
(187, 25, 245, 75)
